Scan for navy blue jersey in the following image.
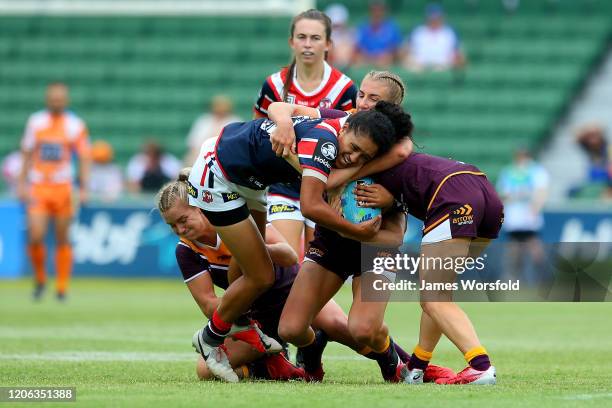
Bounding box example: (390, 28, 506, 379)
(215, 116, 347, 190)
(268, 180, 302, 200)
(268, 108, 351, 199)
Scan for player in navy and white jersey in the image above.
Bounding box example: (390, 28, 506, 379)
(186, 105, 410, 382)
(253, 9, 357, 257)
(157, 172, 414, 382)
(257, 74, 455, 383)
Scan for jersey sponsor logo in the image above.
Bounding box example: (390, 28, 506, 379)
(221, 192, 240, 203)
(202, 190, 213, 203)
(286, 94, 296, 104)
(248, 176, 264, 189)
(320, 142, 337, 160)
(452, 204, 474, 225)
(291, 116, 310, 126)
(269, 204, 298, 214)
(313, 155, 332, 169)
(318, 98, 332, 109)
(307, 247, 325, 258)
(186, 181, 198, 199)
(260, 119, 277, 134)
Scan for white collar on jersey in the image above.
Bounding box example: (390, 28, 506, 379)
(292, 61, 332, 97)
(193, 234, 222, 250)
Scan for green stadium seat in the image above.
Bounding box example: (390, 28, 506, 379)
(0, 6, 609, 181)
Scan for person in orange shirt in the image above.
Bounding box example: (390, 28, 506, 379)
(17, 82, 91, 301)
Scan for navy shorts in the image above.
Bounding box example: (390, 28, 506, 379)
(305, 226, 397, 282)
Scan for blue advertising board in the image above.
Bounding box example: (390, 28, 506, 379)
(1, 199, 611, 279)
(0, 201, 24, 278)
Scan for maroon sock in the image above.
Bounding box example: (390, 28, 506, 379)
(469, 354, 491, 371)
(394, 343, 411, 364)
(408, 353, 430, 371)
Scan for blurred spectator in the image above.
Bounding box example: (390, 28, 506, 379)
(126, 140, 181, 193)
(402, 3, 466, 72)
(88, 140, 123, 202)
(1, 150, 22, 194)
(325, 3, 356, 70)
(353, 1, 403, 68)
(570, 124, 612, 199)
(185, 95, 241, 165)
(497, 148, 549, 283)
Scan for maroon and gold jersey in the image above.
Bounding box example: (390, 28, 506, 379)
(174, 236, 297, 313)
(375, 153, 485, 222)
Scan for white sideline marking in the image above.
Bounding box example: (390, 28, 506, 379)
(0, 328, 185, 345)
(560, 393, 612, 400)
(0, 352, 366, 362)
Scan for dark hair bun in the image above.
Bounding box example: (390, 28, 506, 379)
(374, 101, 414, 141)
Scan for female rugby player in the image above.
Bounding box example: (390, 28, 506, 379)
(187, 105, 410, 381)
(253, 9, 357, 257)
(157, 170, 413, 382)
(354, 155, 502, 385)
(264, 72, 455, 383)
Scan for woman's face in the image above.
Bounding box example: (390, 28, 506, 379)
(289, 19, 330, 66)
(335, 126, 379, 169)
(163, 200, 209, 241)
(356, 77, 392, 111)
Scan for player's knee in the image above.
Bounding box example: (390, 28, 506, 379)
(277, 321, 305, 345)
(420, 301, 445, 316)
(349, 320, 378, 346)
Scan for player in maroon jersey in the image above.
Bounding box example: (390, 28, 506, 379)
(354, 154, 502, 385)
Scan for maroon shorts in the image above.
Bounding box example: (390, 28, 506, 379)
(422, 174, 504, 243)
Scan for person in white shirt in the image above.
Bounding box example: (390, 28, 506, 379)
(185, 95, 241, 165)
(497, 148, 549, 282)
(126, 140, 181, 193)
(403, 3, 465, 72)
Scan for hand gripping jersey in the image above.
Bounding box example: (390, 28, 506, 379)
(253, 61, 356, 116)
(214, 116, 348, 190)
(21, 110, 89, 185)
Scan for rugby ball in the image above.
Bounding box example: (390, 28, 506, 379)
(341, 178, 382, 224)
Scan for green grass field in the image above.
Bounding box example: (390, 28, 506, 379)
(1, 278, 611, 407)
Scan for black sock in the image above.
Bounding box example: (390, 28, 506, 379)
(234, 315, 251, 327)
(202, 321, 225, 347)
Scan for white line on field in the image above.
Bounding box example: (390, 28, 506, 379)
(0, 351, 366, 362)
(560, 393, 612, 400)
(0, 329, 186, 345)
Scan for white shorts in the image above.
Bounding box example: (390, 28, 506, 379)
(267, 194, 316, 229)
(187, 138, 267, 215)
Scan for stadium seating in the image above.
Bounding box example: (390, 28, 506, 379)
(337, 0, 610, 176)
(0, 1, 610, 180)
